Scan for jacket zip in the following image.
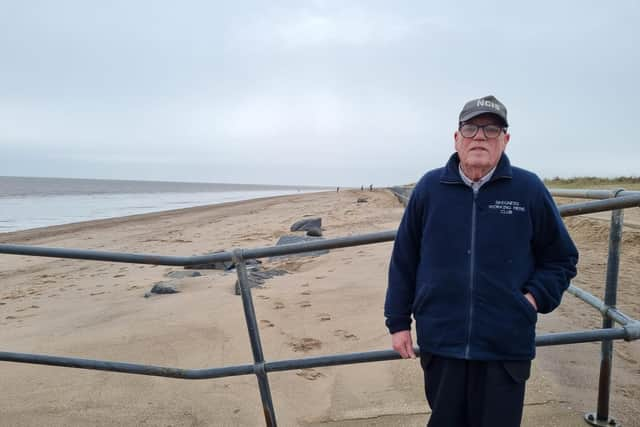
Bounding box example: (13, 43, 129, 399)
(465, 189, 478, 359)
(441, 171, 511, 358)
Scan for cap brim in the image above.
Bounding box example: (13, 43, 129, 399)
(460, 110, 508, 127)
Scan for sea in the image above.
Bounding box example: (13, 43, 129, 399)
(0, 176, 327, 233)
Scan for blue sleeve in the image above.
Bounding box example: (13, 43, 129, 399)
(384, 184, 424, 333)
(524, 183, 579, 313)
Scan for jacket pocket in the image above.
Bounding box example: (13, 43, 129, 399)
(514, 290, 538, 324)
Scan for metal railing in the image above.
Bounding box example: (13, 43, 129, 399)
(549, 188, 640, 427)
(1, 191, 640, 426)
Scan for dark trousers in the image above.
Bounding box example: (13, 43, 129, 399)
(420, 353, 531, 427)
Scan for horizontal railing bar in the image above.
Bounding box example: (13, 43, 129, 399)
(0, 351, 253, 379)
(0, 245, 231, 266)
(2, 195, 638, 265)
(392, 186, 640, 201)
(558, 194, 640, 217)
(266, 349, 409, 372)
(3, 196, 640, 265)
(536, 327, 635, 346)
(241, 230, 396, 259)
(549, 189, 640, 200)
(2, 327, 638, 380)
(567, 285, 634, 326)
(0, 231, 397, 265)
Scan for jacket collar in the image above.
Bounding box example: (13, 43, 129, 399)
(440, 152, 512, 184)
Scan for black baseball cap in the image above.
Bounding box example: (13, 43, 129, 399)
(459, 95, 508, 127)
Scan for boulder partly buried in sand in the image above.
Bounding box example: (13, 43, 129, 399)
(145, 280, 181, 297)
(306, 227, 323, 237)
(269, 235, 329, 261)
(290, 217, 322, 232)
(234, 267, 289, 295)
(165, 270, 202, 279)
(183, 250, 235, 271)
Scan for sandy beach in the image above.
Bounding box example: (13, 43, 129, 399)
(1, 189, 638, 426)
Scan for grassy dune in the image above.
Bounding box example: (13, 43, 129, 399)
(544, 176, 640, 190)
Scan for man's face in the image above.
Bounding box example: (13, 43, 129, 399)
(454, 114, 510, 172)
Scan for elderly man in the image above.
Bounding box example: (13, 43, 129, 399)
(384, 95, 578, 427)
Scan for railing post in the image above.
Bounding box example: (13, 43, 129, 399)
(585, 205, 624, 427)
(233, 249, 277, 427)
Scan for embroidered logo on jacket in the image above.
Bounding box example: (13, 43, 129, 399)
(488, 200, 526, 215)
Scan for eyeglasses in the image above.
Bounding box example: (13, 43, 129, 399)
(459, 123, 507, 139)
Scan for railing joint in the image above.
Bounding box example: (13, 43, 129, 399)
(253, 361, 266, 377)
(623, 321, 640, 342)
(231, 248, 245, 264)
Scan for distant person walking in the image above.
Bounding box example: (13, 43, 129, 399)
(384, 95, 578, 427)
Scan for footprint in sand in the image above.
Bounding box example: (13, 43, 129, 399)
(301, 283, 310, 287)
(296, 368, 325, 381)
(301, 290, 311, 296)
(259, 320, 275, 328)
(3, 293, 26, 300)
(333, 329, 359, 341)
(315, 276, 326, 280)
(317, 313, 331, 321)
(113, 274, 126, 278)
(7, 313, 36, 320)
(273, 301, 285, 310)
(289, 337, 322, 352)
(15, 305, 40, 313)
(257, 295, 270, 300)
(298, 301, 312, 308)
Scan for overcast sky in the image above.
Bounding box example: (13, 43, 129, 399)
(1, 1, 638, 186)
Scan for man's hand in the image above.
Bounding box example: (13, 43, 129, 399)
(391, 330, 416, 359)
(524, 292, 538, 311)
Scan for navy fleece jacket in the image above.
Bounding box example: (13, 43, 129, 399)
(384, 153, 578, 360)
